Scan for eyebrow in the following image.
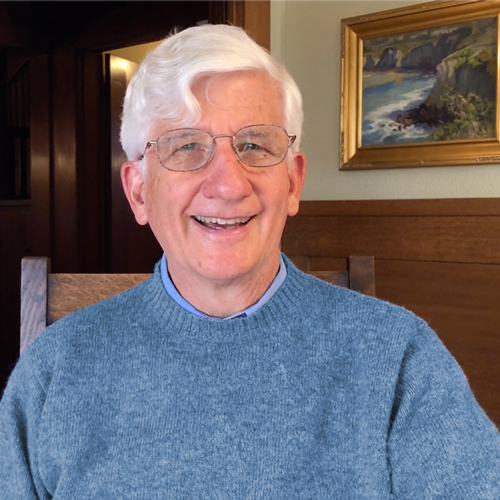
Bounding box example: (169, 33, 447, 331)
(166, 130, 205, 140)
(238, 131, 268, 139)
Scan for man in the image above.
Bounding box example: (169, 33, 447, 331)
(1, 24, 499, 499)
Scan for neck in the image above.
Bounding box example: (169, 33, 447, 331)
(168, 257, 281, 318)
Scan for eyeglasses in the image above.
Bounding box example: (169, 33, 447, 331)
(140, 124, 296, 172)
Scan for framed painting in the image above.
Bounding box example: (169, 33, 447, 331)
(340, 0, 500, 170)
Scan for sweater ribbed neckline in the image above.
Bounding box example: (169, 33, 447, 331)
(141, 254, 311, 345)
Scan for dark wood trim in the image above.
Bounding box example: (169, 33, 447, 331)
(244, 0, 270, 51)
(0, 3, 49, 52)
(208, 1, 228, 24)
(0, 199, 30, 207)
(29, 55, 51, 259)
(52, 51, 78, 272)
(295, 198, 500, 217)
(64, 2, 212, 52)
(284, 213, 500, 264)
(227, 0, 270, 50)
(77, 52, 107, 272)
(0, 51, 9, 200)
(227, 1, 246, 28)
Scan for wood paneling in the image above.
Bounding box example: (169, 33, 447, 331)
(294, 198, 500, 217)
(242, 1, 270, 51)
(283, 215, 500, 264)
(66, 2, 211, 51)
(227, 1, 270, 50)
(77, 53, 107, 272)
(0, 51, 9, 200)
(29, 55, 51, 259)
(0, 3, 49, 51)
(282, 198, 500, 428)
(52, 51, 78, 272)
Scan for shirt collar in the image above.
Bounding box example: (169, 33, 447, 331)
(160, 253, 287, 320)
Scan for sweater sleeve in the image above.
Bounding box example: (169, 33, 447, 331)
(387, 319, 500, 499)
(0, 348, 51, 500)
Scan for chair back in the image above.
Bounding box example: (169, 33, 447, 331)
(20, 256, 375, 353)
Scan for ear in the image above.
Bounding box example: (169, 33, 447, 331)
(120, 161, 149, 226)
(287, 152, 307, 217)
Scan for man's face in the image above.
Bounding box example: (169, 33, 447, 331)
(121, 71, 306, 297)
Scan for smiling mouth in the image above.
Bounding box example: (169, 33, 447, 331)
(193, 215, 253, 230)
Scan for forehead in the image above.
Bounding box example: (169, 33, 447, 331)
(194, 71, 281, 111)
(150, 71, 284, 137)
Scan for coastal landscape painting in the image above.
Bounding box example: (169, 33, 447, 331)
(362, 18, 497, 147)
(340, 1, 500, 170)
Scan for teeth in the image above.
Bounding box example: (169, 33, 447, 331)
(194, 215, 251, 225)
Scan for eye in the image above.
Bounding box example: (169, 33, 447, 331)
(171, 142, 206, 156)
(238, 142, 262, 153)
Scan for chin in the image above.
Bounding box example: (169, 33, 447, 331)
(199, 264, 251, 282)
(197, 255, 259, 282)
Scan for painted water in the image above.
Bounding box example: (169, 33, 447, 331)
(362, 72, 436, 146)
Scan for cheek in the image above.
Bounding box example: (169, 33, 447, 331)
(143, 177, 166, 224)
(260, 181, 291, 229)
(269, 176, 291, 209)
(145, 177, 195, 227)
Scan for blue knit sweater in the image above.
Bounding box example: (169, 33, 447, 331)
(1, 256, 500, 499)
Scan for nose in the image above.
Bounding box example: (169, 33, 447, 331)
(201, 136, 253, 201)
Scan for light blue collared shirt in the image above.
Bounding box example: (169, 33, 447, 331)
(160, 253, 287, 320)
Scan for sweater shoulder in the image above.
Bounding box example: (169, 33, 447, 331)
(283, 257, 432, 346)
(20, 272, 159, 369)
(286, 258, 415, 316)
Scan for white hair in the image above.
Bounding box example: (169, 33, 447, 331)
(120, 24, 303, 163)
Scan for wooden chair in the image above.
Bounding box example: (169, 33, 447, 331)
(20, 256, 375, 353)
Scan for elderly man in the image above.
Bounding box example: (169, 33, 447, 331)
(1, 24, 500, 499)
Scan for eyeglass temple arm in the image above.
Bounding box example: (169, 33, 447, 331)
(138, 140, 157, 161)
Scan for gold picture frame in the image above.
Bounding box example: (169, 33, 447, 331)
(340, 0, 500, 170)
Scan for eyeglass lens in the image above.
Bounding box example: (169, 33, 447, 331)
(155, 125, 291, 172)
